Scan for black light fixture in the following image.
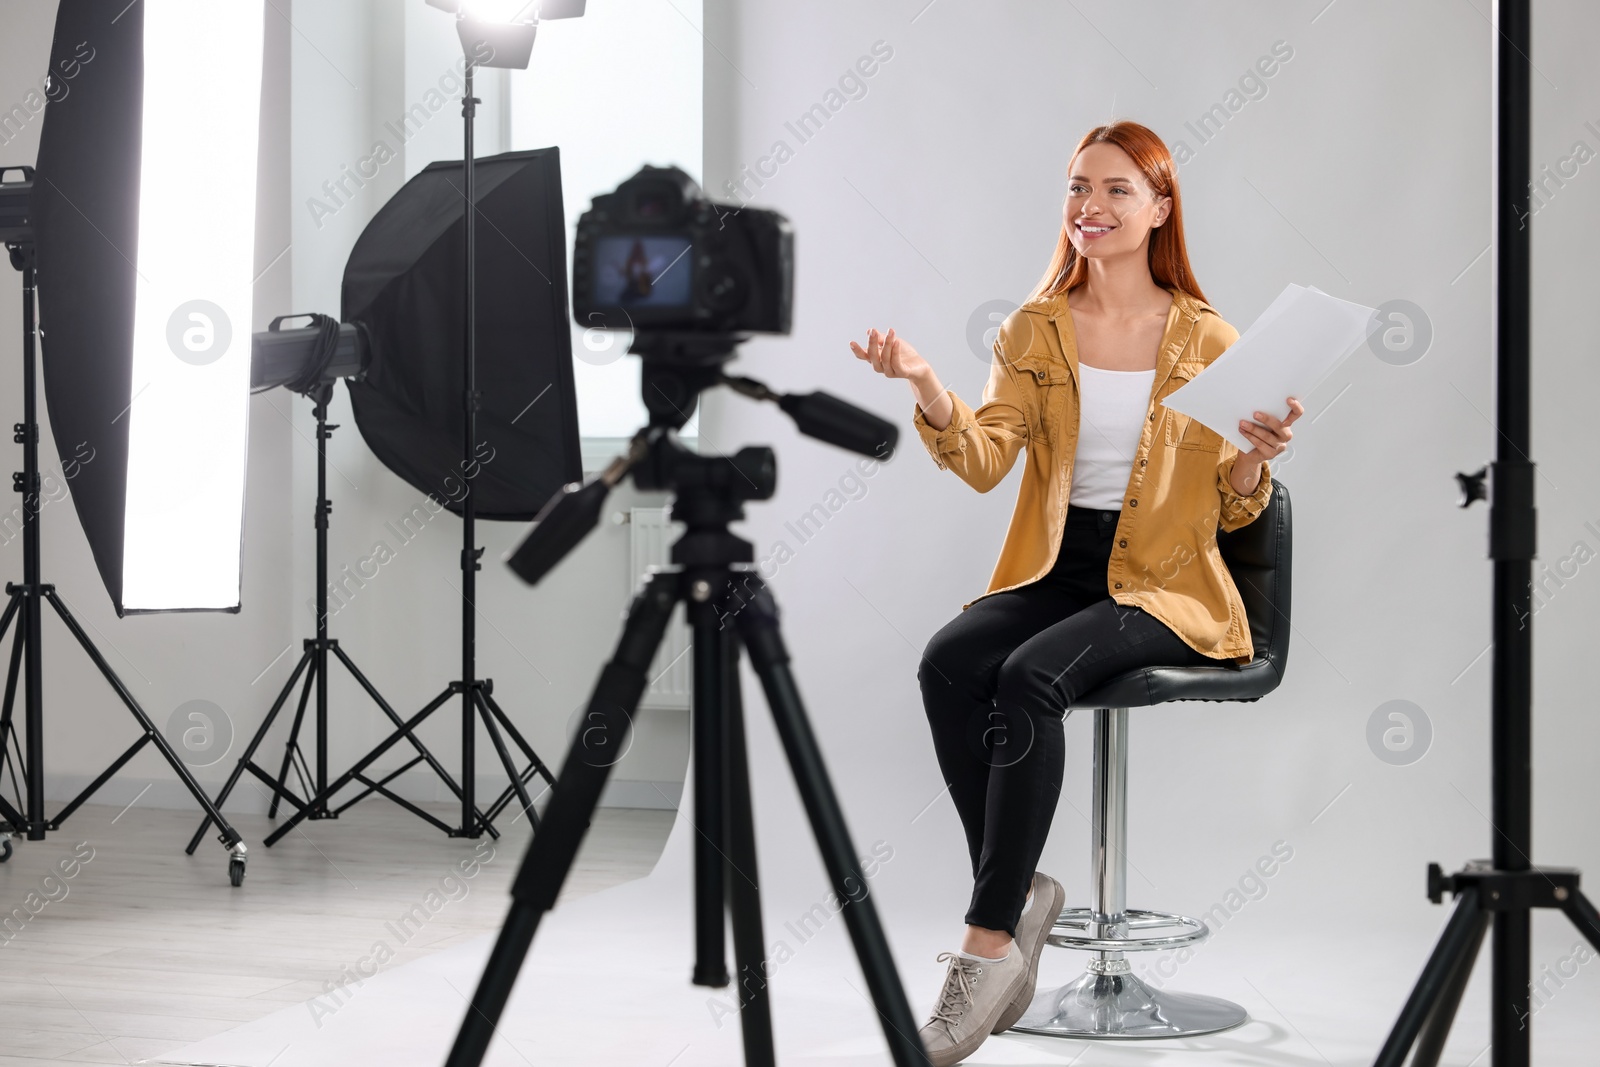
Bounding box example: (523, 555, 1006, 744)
(0, 0, 267, 884)
(197, 147, 583, 853)
(253, 1, 585, 848)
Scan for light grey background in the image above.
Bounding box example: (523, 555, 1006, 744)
(0, 0, 1596, 1059)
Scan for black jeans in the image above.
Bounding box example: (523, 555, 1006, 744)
(918, 503, 1217, 938)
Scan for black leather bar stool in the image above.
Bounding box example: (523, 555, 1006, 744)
(1014, 478, 1293, 1039)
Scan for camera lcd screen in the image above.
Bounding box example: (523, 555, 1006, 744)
(591, 235, 693, 308)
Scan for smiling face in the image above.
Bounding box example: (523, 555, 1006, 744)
(1063, 142, 1172, 261)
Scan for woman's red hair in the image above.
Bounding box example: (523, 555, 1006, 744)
(1025, 121, 1209, 306)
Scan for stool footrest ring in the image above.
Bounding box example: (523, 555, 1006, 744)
(1046, 907, 1210, 952)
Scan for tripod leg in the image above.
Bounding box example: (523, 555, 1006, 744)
(1560, 889, 1600, 955)
(328, 644, 473, 800)
(0, 593, 26, 817)
(263, 687, 456, 847)
(0, 595, 19, 833)
(0, 596, 23, 827)
(186, 648, 315, 854)
(1411, 910, 1490, 1067)
(43, 590, 245, 850)
(445, 571, 679, 1067)
(729, 578, 929, 1067)
(472, 688, 534, 828)
(0, 592, 23, 742)
(1373, 888, 1486, 1067)
(0, 592, 20, 645)
(480, 689, 557, 789)
(0, 789, 21, 835)
(688, 590, 728, 988)
(723, 629, 775, 1066)
(270, 650, 319, 819)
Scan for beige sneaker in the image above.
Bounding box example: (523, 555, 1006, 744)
(990, 871, 1065, 1034)
(918, 946, 1027, 1066)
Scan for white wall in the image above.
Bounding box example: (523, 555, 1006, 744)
(697, 0, 1600, 1005)
(506, 0, 704, 443)
(0, 0, 691, 818)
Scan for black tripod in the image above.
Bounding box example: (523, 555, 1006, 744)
(186, 382, 477, 854)
(1373, 2, 1600, 1063)
(258, 59, 554, 848)
(445, 346, 930, 1067)
(0, 196, 246, 883)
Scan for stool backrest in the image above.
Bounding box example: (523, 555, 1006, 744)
(1217, 477, 1292, 682)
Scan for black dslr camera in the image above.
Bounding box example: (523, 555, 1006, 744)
(571, 164, 793, 337)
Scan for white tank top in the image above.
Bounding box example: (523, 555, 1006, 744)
(1068, 364, 1157, 510)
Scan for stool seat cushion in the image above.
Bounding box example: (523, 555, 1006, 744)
(1067, 479, 1292, 711)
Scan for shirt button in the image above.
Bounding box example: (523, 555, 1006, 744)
(1114, 582, 1122, 589)
(1140, 459, 1146, 466)
(1129, 499, 1138, 507)
(1118, 539, 1127, 547)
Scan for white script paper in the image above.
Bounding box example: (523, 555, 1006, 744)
(1162, 283, 1382, 454)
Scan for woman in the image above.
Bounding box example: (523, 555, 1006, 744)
(852, 121, 1301, 1065)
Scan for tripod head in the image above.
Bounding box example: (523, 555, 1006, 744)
(506, 330, 897, 586)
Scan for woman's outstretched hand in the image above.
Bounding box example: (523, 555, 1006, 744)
(851, 327, 930, 381)
(852, 327, 953, 431)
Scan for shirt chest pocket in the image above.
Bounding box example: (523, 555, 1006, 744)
(1011, 352, 1071, 437)
(1161, 360, 1224, 452)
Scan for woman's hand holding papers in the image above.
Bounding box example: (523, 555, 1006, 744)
(1232, 397, 1303, 494)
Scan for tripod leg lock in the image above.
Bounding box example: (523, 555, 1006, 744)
(1429, 859, 1581, 911)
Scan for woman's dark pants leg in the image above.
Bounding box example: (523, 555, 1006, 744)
(918, 505, 1215, 939)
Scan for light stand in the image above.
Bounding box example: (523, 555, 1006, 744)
(1373, 2, 1600, 1063)
(0, 166, 247, 883)
(261, 13, 558, 845)
(187, 321, 478, 853)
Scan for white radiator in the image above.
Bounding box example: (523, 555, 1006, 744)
(628, 507, 692, 709)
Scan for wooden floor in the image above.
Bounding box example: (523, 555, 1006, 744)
(0, 799, 675, 1065)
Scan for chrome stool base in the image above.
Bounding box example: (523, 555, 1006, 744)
(1012, 969, 1248, 1039)
(1023, 707, 1251, 1041)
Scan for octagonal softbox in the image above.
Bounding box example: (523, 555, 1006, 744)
(342, 147, 581, 520)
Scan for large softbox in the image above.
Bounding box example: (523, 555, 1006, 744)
(343, 147, 581, 519)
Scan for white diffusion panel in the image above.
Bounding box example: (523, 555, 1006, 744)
(122, 0, 265, 611)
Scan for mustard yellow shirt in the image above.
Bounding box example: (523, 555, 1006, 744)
(912, 287, 1272, 665)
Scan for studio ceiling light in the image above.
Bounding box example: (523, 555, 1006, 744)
(34, 0, 265, 614)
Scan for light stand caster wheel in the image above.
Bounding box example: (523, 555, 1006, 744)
(0, 836, 11, 862)
(228, 843, 248, 887)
